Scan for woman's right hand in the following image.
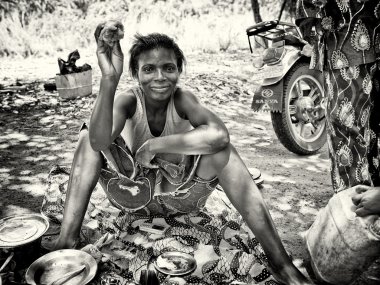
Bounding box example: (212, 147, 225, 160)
(94, 20, 124, 78)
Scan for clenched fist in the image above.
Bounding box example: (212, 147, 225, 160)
(97, 20, 124, 47)
(94, 20, 124, 78)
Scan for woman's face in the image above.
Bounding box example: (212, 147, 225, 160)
(137, 48, 180, 102)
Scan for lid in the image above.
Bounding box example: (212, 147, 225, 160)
(0, 214, 49, 248)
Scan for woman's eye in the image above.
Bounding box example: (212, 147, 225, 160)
(143, 66, 154, 72)
(166, 66, 176, 72)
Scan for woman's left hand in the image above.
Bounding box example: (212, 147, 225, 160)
(135, 140, 159, 169)
(352, 185, 380, 216)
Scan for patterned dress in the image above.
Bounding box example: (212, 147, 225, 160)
(296, 0, 380, 192)
(40, 88, 279, 285)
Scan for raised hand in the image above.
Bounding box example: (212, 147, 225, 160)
(94, 20, 124, 78)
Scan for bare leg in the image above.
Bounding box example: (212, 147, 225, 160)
(196, 143, 310, 285)
(54, 129, 103, 249)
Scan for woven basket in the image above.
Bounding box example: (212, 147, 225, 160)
(55, 69, 92, 99)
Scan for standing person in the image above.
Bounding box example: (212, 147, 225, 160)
(296, 0, 380, 283)
(296, 0, 380, 192)
(43, 21, 312, 285)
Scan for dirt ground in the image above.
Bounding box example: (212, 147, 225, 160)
(0, 51, 371, 284)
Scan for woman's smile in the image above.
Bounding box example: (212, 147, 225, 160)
(150, 85, 171, 92)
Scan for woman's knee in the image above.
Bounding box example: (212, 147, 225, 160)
(77, 129, 97, 153)
(208, 143, 233, 166)
(196, 143, 234, 179)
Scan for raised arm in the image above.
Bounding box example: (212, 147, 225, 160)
(89, 86, 136, 151)
(89, 21, 135, 151)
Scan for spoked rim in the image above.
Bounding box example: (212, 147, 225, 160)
(286, 75, 326, 145)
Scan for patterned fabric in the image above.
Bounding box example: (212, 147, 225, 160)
(296, 0, 380, 71)
(98, 135, 206, 215)
(325, 62, 380, 192)
(41, 138, 279, 284)
(41, 179, 279, 285)
(296, 0, 380, 192)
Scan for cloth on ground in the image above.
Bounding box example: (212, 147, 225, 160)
(41, 136, 279, 285)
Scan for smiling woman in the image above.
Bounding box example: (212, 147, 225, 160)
(138, 48, 180, 104)
(43, 21, 312, 285)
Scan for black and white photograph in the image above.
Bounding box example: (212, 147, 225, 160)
(1, 0, 380, 284)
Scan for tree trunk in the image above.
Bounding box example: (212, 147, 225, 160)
(250, 0, 267, 48)
(250, 0, 262, 23)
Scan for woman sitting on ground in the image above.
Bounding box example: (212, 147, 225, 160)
(45, 21, 312, 285)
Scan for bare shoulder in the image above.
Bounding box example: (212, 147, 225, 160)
(114, 88, 137, 119)
(173, 88, 202, 119)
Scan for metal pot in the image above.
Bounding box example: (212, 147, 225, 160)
(0, 214, 49, 270)
(12, 237, 44, 270)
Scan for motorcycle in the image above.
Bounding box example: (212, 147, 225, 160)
(246, 20, 326, 155)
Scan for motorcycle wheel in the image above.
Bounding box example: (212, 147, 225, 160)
(271, 61, 326, 155)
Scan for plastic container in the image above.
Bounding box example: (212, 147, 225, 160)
(306, 187, 380, 284)
(55, 69, 92, 99)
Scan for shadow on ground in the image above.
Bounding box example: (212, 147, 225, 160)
(0, 106, 84, 217)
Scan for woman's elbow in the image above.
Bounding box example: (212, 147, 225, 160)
(210, 128, 230, 152)
(88, 127, 112, 151)
(89, 137, 111, 152)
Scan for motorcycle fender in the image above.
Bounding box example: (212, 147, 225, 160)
(262, 52, 304, 86)
(251, 80, 283, 112)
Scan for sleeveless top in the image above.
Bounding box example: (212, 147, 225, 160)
(120, 87, 192, 157)
(119, 87, 201, 197)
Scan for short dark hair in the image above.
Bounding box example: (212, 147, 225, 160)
(128, 33, 186, 79)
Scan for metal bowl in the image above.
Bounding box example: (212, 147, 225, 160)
(25, 249, 97, 285)
(154, 251, 197, 276)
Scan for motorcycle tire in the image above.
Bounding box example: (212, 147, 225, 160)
(271, 61, 326, 155)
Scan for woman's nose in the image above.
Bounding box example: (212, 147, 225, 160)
(155, 69, 165, 80)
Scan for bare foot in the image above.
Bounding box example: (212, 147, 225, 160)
(42, 235, 78, 252)
(269, 263, 314, 285)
